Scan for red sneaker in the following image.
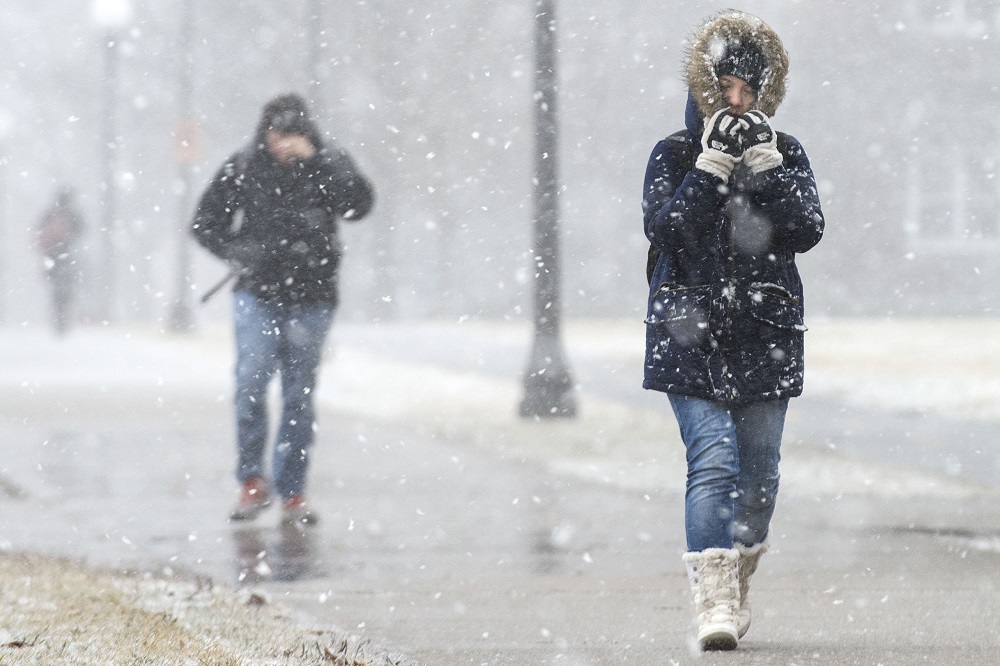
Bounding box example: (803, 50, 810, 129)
(229, 477, 272, 521)
(282, 495, 319, 526)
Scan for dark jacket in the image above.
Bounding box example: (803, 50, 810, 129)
(35, 201, 84, 259)
(191, 130, 375, 306)
(641, 95, 824, 403)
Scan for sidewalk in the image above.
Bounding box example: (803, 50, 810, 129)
(1, 319, 999, 664)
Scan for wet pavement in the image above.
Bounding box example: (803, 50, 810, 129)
(2, 324, 1000, 664)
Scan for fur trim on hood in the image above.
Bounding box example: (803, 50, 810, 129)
(685, 10, 789, 118)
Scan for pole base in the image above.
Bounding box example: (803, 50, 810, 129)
(518, 384, 577, 419)
(519, 333, 577, 419)
(168, 300, 195, 332)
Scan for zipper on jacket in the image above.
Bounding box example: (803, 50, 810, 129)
(721, 200, 740, 403)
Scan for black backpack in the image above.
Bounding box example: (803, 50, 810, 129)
(646, 130, 694, 285)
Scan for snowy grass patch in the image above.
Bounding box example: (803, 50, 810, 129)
(0, 551, 415, 665)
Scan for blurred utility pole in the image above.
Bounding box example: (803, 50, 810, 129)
(0, 113, 8, 325)
(92, 0, 133, 323)
(168, 0, 196, 332)
(519, 0, 576, 419)
(307, 0, 324, 111)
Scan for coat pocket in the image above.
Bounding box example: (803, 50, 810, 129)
(646, 283, 713, 346)
(746, 282, 806, 331)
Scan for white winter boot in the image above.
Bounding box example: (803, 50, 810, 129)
(682, 548, 740, 651)
(735, 541, 768, 638)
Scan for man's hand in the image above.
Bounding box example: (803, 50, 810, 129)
(695, 109, 748, 181)
(740, 110, 782, 174)
(266, 130, 317, 166)
(225, 241, 262, 275)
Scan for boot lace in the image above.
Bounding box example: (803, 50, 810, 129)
(696, 554, 739, 621)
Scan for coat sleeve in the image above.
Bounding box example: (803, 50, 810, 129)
(642, 138, 726, 257)
(744, 134, 825, 254)
(190, 155, 244, 261)
(315, 146, 376, 222)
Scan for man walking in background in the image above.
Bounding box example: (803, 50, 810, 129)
(34, 186, 85, 335)
(192, 93, 375, 526)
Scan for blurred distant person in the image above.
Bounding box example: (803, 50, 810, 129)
(34, 186, 85, 335)
(191, 93, 375, 526)
(642, 11, 824, 650)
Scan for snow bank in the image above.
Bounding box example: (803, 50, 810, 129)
(322, 321, 995, 499)
(1, 318, 996, 502)
(806, 317, 1000, 422)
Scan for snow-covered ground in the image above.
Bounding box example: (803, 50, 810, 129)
(328, 317, 1000, 499)
(2, 317, 997, 505)
(805, 317, 1000, 421)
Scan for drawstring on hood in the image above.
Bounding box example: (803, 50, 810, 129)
(685, 10, 789, 120)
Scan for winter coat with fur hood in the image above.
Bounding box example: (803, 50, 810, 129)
(642, 10, 824, 404)
(192, 119, 374, 307)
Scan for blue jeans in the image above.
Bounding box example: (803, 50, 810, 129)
(233, 291, 335, 499)
(667, 394, 788, 552)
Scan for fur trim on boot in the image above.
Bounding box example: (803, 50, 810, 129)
(683, 548, 740, 651)
(735, 541, 769, 638)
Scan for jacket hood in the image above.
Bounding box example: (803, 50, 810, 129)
(684, 91, 702, 137)
(685, 10, 789, 119)
(253, 93, 324, 154)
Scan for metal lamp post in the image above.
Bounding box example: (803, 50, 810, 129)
(519, 0, 576, 419)
(92, 0, 132, 324)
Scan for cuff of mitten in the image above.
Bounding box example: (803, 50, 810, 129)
(743, 146, 782, 174)
(695, 151, 737, 181)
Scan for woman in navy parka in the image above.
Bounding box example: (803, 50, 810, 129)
(642, 10, 824, 650)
